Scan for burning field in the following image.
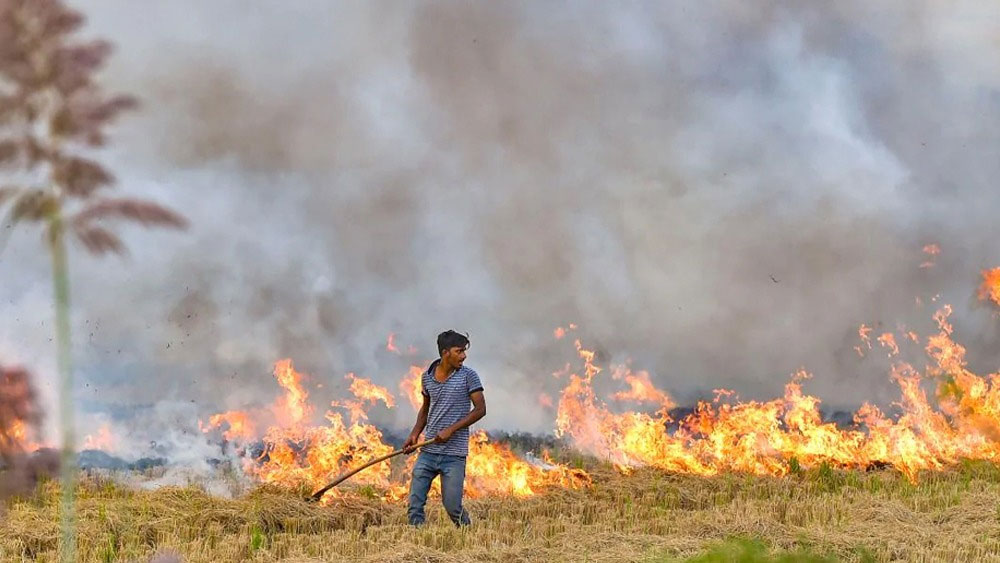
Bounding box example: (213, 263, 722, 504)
(1, 270, 1000, 561)
(5, 1, 1000, 561)
(194, 265, 1000, 498)
(197, 357, 591, 503)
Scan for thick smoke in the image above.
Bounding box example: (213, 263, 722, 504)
(1, 1, 999, 460)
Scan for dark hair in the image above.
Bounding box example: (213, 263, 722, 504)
(437, 330, 470, 356)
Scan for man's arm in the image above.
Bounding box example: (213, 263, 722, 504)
(434, 390, 486, 443)
(403, 393, 430, 453)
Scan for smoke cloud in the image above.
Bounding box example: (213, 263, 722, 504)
(2, 1, 999, 458)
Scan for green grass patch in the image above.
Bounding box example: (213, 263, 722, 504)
(652, 537, 840, 562)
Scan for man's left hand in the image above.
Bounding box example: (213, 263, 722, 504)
(434, 429, 454, 443)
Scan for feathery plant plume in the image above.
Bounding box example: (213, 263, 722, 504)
(0, 1, 188, 560)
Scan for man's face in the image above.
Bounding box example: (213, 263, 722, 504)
(445, 345, 467, 367)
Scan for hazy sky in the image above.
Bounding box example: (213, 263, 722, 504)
(2, 1, 999, 458)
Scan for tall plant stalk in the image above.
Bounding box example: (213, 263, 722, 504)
(48, 212, 75, 561)
(0, 3, 189, 561)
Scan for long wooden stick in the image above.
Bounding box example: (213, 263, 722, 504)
(308, 439, 436, 502)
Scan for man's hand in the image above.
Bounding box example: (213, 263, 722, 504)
(434, 428, 454, 444)
(402, 433, 421, 454)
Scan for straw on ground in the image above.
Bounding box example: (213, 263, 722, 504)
(2, 458, 1000, 562)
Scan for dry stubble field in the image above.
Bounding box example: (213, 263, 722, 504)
(2, 457, 1000, 563)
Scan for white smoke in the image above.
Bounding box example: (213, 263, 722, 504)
(1, 1, 999, 459)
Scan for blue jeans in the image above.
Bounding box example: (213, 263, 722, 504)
(407, 452, 471, 526)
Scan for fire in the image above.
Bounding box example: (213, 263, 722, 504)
(347, 373, 395, 408)
(331, 373, 395, 423)
(0, 366, 44, 453)
(273, 358, 312, 427)
(201, 410, 256, 442)
(10, 420, 27, 444)
(465, 431, 590, 497)
(387, 333, 418, 355)
(82, 423, 114, 451)
(877, 332, 899, 357)
(1, 419, 43, 455)
(979, 268, 1000, 307)
(206, 266, 1000, 499)
(920, 243, 941, 268)
(854, 324, 873, 357)
(555, 302, 1000, 483)
(399, 366, 424, 411)
(6, 419, 40, 453)
(207, 359, 589, 502)
(554, 364, 703, 474)
(574, 339, 600, 379)
(611, 366, 674, 413)
(554, 324, 578, 341)
(248, 365, 398, 497)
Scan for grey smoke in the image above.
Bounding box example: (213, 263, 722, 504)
(1, 1, 999, 459)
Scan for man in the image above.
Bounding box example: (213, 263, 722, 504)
(402, 330, 486, 527)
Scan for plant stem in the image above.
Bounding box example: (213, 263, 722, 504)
(49, 214, 76, 563)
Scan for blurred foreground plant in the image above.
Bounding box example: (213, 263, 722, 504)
(0, 1, 187, 560)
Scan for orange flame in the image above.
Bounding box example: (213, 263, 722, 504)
(201, 411, 256, 442)
(207, 358, 588, 502)
(7, 419, 41, 452)
(465, 431, 590, 497)
(555, 306, 1000, 483)
(347, 373, 396, 408)
(386, 333, 399, 354)
(273, 358, 312, 427)
(855, 324, 873, 357)
(10, 420, 26, 444)
(920, 244, 941, 268)
(209, 270, 1000, 498)
(82, 423, 114, 451)
(331, 373, 395, 424)
(877, 333, 899, 357)
(574, 339, 601, 380)
(0, 366, 45, 453)
(979, 268, 1000, 307)
(611, 366, 674, 413)
(399, 366, 424, 411)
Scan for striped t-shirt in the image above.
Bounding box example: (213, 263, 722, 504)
(420, 360, 484, 457)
